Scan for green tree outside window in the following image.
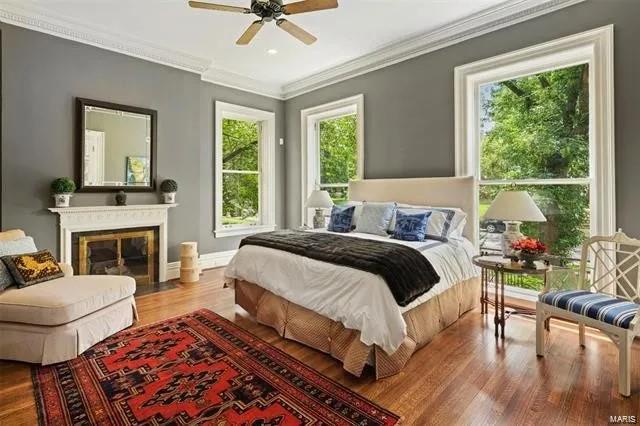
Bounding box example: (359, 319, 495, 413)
(319, 114, 358, 204)
(222, 118, 260, 226)
(480, 64, 591, 290)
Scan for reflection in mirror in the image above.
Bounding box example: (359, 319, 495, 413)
(83, 106, 151, 187)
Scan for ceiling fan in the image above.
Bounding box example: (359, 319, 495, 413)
(189, 0, 338, 45)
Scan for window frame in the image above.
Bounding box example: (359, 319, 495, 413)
(215, 101, 276, 238)
(454, 26, 615, 251)
(300, 94, 364, 226)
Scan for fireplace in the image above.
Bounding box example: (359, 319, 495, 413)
(71, 227, 159, 285)
(49, 204, 177, 282)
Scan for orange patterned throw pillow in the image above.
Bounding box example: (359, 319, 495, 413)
(2, 250, 64, 288)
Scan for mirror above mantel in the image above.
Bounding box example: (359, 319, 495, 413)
(76, 98, 157, 192)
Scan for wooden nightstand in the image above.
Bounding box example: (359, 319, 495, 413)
(473, 254, 551, 338)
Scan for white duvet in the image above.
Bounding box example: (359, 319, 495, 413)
(225, 229, 478, 355)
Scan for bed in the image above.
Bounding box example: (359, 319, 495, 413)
(225, 176, 481, 378)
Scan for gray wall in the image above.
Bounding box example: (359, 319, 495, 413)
(284, 0, 640, 239)
(0, 23, 285, 261)
(2, 0, 639, 263)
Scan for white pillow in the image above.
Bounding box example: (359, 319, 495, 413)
(0, 236, 37, 256)
(449, 216, 467, 240)
(388, 205, 467, 240)
(354, 202, 397, 236)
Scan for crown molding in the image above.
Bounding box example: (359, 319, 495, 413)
(0, 3, 211, 74)
(280, 0, 586, 99)
(0, 0, 585, 100)
(201, 68, 285, 100)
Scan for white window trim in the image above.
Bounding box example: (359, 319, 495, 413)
(454, 25, 615, 249)
(215, 101, 276, 238)
(300, 94, 364, 226)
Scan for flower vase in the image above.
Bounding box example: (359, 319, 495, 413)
(519, 252, 539, 269)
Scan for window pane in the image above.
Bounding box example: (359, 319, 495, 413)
(480, 184, 589, 292)
(319, 114, 357, 190)
(480, 64, 589, 180)
(222, 118, 259, 171)
(319, 185, 349, 205)
(480, 184, 590, 260)
(222, 172, 259, 226)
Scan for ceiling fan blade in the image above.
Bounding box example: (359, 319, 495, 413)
(188, 1, 250, 14)
(283, 0, 338, 15)
(276, 19, 317, 45)
(236, 20, 264, 45)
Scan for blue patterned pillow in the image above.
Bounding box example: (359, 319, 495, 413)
(328, 205, 356, 233)
(393, 210, 432, 241)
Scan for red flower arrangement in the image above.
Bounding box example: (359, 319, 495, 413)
(511, 238, 547, 255)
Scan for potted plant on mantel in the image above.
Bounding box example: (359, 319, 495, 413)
(51, 177, 76, 208)
(160, 179, 178, 204)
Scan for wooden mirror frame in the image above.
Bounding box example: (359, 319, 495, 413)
(76, 98, 157, 193)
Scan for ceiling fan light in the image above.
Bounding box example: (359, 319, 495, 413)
(191, 0, 331, 46)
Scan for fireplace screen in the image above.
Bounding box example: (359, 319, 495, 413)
(72, 227, 159, 285)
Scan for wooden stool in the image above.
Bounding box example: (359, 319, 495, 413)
(180, 242, 200, 283)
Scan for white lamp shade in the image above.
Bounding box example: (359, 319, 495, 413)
(484, 190, 546, 222)
(305, 190, 334, 209)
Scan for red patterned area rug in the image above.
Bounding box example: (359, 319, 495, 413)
(32, 309, 400, 425)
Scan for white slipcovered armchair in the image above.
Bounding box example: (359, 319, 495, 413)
(536, 231, 640, 396)
(0, 229, 138, 364)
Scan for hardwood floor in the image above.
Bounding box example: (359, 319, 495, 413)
(1, 268, 638, 425)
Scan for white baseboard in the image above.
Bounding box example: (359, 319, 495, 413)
(166, 250, 237, 281)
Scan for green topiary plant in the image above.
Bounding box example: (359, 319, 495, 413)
(50, 177, 76, 194)
(160, 179, 178, 193)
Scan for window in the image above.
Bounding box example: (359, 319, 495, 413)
(301, 95, 364, 225)
(479, 64, 591, 266)
(319, 114, 358, 203)
(215, 102, 275, 237)
(455, 27, 615, 296)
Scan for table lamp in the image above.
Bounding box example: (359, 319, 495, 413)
(305, 190, 334, 229)
(483, 190, 546, 257)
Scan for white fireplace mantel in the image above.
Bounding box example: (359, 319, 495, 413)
(49, 204, 177, 282)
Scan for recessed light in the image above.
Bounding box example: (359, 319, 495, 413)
(267, 49, 278, 55)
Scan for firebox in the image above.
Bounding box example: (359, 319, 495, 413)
(71, 227, 159, 285)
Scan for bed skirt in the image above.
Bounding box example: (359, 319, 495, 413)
(234, 277, 480, 379)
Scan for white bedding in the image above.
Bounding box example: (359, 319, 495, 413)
(225, 229, 478, 355)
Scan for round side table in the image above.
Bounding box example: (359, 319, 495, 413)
(473, 254, 550, 338)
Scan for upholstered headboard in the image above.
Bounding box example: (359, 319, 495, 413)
(348, 176, 477, 245)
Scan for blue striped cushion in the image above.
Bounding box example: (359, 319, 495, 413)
(539, 290, 638, 329)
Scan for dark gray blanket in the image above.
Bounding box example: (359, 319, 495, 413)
(240, 230, 440, 307)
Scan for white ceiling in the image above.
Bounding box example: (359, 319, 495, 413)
(1, 0, 581, 98)
(9, 1, 505, 82)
